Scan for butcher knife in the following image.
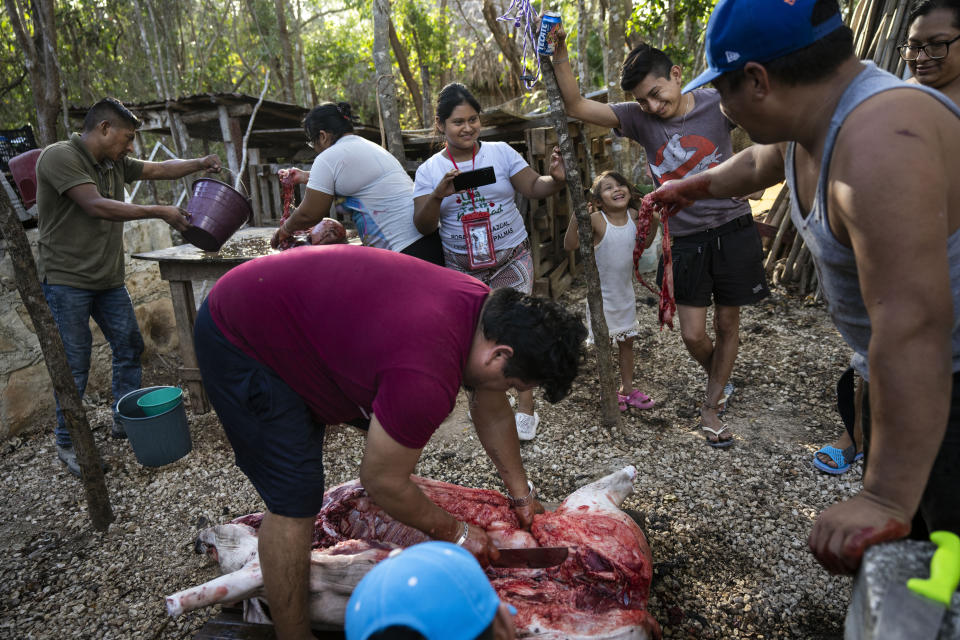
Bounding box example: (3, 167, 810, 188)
(492, 546, 569, 569)
(875, 530, 960, 640)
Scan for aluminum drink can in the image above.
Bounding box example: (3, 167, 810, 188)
(537, 12, 563, 56)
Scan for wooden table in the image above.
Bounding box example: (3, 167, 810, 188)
(133, 226, 279, 413)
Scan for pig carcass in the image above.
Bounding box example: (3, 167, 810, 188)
(166, 466, 661, 639)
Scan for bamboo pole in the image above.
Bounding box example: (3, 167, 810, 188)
(763, 185, 790, 228)
(856, 0, 881, 58)
(849, 0, 869, 39)
(781, 231, 806, 282)
(764, 186, 795, 272)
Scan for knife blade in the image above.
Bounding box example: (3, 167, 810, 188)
(875, 530, 960, 640)
(491, 546, 569, 569)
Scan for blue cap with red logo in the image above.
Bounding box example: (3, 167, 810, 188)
(683, 0, 846, 93)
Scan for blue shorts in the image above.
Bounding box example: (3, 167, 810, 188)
(194, 300, 326, 518)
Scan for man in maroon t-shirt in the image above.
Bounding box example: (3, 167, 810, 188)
(194, 245, 586, 640)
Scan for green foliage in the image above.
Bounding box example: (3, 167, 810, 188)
(0, 0, 715, 134)
(628, 0, 715, 74)
(302, 5, 377, 122)
(0, 11, 32, 128)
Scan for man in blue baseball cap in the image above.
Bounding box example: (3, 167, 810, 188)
(345, 542, 517, 640)
(644, 0, 960, 574)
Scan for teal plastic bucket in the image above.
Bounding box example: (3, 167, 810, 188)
(137, 386, 183, 417)
(116, 386, 192, 467)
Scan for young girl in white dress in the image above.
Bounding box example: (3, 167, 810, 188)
(563, 171, 659, 411)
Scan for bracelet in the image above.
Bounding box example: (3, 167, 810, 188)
(508, 480, 536, 507)
(454, 521, 469, 546)
(552, 56, 569, 65)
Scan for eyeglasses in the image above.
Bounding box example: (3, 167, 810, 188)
(898, 33, 960, 61)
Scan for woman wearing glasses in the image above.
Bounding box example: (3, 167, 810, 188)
(903, 0, 960, 105)
(271, 102, 443, 264)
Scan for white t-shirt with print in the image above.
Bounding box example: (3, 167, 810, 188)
(306, 134, 422, 252)
(413, 141, 529, 254)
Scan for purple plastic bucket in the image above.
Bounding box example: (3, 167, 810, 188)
(182, 178, 252, 251)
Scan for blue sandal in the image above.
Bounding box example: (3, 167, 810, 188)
(812, 444, 863, 475)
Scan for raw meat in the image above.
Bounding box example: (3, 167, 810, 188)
(277, 170, 310, 249)
(166, 467, 660, 639)
(309, 217, 347, 245)
(634, 198, 676, 330)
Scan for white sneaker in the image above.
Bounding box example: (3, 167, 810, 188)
(515, 411, 539, 441)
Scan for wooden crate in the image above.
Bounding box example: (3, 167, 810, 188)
(522, 120, 612, 300)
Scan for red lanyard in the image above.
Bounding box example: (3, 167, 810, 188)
(447, 144, 482, 214)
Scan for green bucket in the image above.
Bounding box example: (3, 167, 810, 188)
(117, 387, 192, 467)
(137, 386, 183, 417)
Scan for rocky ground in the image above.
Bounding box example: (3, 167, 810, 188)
(0, 276, 861, 640)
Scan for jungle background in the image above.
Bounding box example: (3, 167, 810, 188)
(3, 0, 855, 145)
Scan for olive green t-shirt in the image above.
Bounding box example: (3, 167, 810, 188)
(36, 133, 145, 289)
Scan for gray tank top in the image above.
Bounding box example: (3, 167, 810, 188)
(785, 62, 960, 380)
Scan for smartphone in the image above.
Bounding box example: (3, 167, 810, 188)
(453, 167, 496, 191)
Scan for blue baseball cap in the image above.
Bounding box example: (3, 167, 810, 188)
(683, 0, 846, 93)
(345, 542, 501, 640)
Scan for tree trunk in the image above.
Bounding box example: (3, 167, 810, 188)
(144, 0, 173, 99)
(0, 176, 114, 531)
(295, 0, 317, 105)
(605, 0, 628, 174)
(540, 62, 621, 432)
(273, 0, 297, 103)
(132, 0, 166, 99)
(6, 0, 62, 145)
(576, 0, 591, 93)
(598, 0, 609, 86)
(372, 0, 407, 164)
(388, 18, 424, 127)
(420, 64, 434, 130)
(481, 0, 525, 95)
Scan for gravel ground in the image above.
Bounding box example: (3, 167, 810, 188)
(0, 279, 860, 639)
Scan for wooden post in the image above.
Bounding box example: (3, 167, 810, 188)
(541, 61, 621, 432)
(217, 106, 242, 177)
(0, 175, 114, 530)
(247, 148, 262, 225)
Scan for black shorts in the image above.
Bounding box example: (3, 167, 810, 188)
(400, 229, 445, 266)
(657, 214, 770, 308)
(862, 370, 960, 537)
(194, 301, 327, 518)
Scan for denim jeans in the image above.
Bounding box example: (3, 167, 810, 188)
(42, 283, 144, 447)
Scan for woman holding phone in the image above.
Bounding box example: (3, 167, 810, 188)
(413, 82, 567, 441)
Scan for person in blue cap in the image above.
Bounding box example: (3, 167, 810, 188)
(345, 541, 517, 640)
(549, 23, 769, 448)
(643, 0, 960, 574)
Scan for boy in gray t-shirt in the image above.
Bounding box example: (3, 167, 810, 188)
(552, 31, 769, 448)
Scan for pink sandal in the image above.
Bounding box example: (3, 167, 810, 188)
(617, 389, 656, 411)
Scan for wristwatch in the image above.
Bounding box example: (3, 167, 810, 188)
(508, 480, 536, 507)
